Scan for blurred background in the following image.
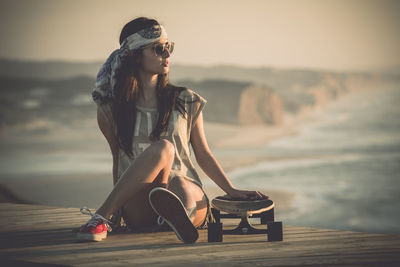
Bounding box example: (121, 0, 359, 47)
(0, 0, 399, 234)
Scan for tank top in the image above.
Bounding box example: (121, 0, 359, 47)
(97, 88, 207, 188)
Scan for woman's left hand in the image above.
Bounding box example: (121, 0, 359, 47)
(227, 188, 269, 200)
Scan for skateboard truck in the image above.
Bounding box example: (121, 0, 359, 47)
(207, 197, 283, 242)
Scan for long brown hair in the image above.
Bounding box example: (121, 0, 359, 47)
(111, 17, 189, 158)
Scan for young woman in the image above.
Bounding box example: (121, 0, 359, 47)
(77, 17, 268, 243)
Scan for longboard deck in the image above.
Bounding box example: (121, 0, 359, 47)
(211, 195, 274, 216)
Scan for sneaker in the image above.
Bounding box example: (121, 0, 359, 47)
(149, 187, 198, 243)
(77, 207, 112, 242)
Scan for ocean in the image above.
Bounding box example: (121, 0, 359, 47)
(208, 85, 400, 234)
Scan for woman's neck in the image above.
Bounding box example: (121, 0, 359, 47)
(137, 71, 158, 107)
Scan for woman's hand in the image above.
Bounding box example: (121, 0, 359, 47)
(227, 188, 269, 200)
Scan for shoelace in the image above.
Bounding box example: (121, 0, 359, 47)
(157, 215, 165, 226)
(80, 206, 113, 232)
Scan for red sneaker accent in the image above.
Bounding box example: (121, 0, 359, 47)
(77, 220, 107, 242)
(77, 207, 112, 242)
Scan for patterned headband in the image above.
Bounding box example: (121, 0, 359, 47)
(121, 24, 168, 50)
(92, 24, 168, 105)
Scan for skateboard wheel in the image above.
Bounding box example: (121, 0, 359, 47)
(260, 208, 274, 224)
(208, 222, 223, 242)
(267, 221, 283, 242)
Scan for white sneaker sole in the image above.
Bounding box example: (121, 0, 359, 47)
(149, 187, 198, 244)
(77, 231, 107, 242)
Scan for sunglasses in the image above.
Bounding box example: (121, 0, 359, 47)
(144, 42, 175, 57)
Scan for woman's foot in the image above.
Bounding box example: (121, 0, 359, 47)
(149, 187, 198, 243)
(77, 207, 112, 242)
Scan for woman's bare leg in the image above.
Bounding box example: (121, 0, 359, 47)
(95, 139, 175, 220)
(168, 176, 208, 228)
(122, 175, 208, 230)
(120, 171, 168, 229)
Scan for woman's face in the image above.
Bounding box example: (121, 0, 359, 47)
(140, 38, 170, 75)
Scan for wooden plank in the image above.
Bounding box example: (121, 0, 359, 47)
(1, 208, 82, 216)
(0, 208, 84, 219)
(1, 213, 87, 223)
(13, 239, 400, 266)
(0, 203, 399, 267)
(1, 213, 88, 223)
(2, 228, 398, 258)
(3, 245, 399, 266)
(0, 203, 62, 211)
(80, 253, 399, 267)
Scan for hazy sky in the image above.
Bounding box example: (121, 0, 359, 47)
(0, 0, 399, 71)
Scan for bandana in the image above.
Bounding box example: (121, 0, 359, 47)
(92, 24, 168, 105)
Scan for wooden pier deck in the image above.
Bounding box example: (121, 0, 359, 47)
(0, 203, 399, 266)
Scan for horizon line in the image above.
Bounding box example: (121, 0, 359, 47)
(0, 56, 398, 74)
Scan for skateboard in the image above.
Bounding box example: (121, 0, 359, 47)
(207, 195, 283, 242)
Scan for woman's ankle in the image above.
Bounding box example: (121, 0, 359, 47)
(95, 208, 111, 220)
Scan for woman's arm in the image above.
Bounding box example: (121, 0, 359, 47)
(97, 106, 119, 186)
(190, 111, 268, 200)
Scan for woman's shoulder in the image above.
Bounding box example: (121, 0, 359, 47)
(96, 99, 113, 111)
(96, 100, 114, 123)
(175, 86, 206, 103)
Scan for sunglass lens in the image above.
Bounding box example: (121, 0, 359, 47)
(154, 44, 164, 56)
(153, 42, 174, 56)
(168, 42, 174, 54)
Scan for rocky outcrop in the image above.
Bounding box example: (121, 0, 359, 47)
(178, 70, 395, 126)
(238, 85, 283, 125)
(177, 79, 284, 125)
(306, 73, 346, 109)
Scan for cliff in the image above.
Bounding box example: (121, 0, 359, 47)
(178, 79, 284, 125)
(177, 70, 393, 126)
(238, 85, 283, 125)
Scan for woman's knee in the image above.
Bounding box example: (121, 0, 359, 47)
(155, 139, 175, 159)
(147, 139, 175, 161)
